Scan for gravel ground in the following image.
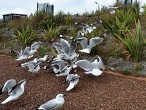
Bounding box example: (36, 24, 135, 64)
(1, 55, 146, 110)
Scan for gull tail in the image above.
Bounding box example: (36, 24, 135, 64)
(1, 96, 14, 104)
(0, 86, 3, 95)
(84, 68, 102, 76)
(91, 68, 102, 76)
(66, 82, 75, 91)
(79, 49, 90, 53)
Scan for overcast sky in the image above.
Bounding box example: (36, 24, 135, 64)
(0, 0, 146, 18)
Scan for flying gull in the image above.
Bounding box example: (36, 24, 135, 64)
(75, 58, 104, 76)
(76, 37, 103, 53)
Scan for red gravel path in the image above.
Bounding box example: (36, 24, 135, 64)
(0, 55, 146, 110)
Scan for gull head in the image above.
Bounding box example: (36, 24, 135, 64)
(75, 74, 80, 77)
(56, 94, 64, 98)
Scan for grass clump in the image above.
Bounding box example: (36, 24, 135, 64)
(13, 26, 37, 47)
(115, 20, 144, 62)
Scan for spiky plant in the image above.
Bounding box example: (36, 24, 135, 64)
(115, 20, 144, 62)
(42, 26, 61, 42)
(13, 26, 37, 47)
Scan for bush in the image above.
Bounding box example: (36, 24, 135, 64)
(41, 26, 61, 42)
(115, 20, 144, 62)
(13, 26, 37, 47)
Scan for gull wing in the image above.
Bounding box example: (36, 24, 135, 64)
(1, 79, 16, 94)
(66, 82, 75, 91)
(60, 39, 70, 55)
(27, 62, 35, 70)
(76, 37, 88, 49)
(51, 60, 66, 72)
(17, 48, 24, 58)
(52, 43, 64, 54)
(89, 37, 103, 49)
(31, 41, 42, 50)
(39, 99, 59, 110)
(8, 79, 25, 95)
(75, 59, 92, 71)
(66, 74, 75, 82)
(23, 46, 31, 56)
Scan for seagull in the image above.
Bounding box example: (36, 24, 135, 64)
(65, 74, 80, 91)
(0, 79, 16, 95)
(31, 41, 42, 51)
(75, 59, 103, 76)
(96, 55, 105, 70)
(51, 59, 66, 74)
(36, 94, 65, 110)
(23, 46, 37, 59)
(10, 48, 26, 61)
(52, 42, 64, 54)
(1, 79, 26, 104)
(27, 62, 41, 73)
(21, 58, 38, 67)
(37, 55, 48, 63)
(60, 38, 78, 61)
(76, 37, 103, 53)
(56, 65, 72, 77)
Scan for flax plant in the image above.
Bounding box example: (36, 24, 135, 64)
(115, 20, 144, 62)
(13, 26, 36, 47)
(42, 26, 61, 42)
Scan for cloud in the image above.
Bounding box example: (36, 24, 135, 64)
(0, 0, 146, 19)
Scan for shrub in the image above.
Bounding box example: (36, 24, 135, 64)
(13, 26, 37, 47)
(41, 26, 61, 42)
(39, 19, 56, 30)
(115, 20, 144, 62)
(102, 8, 136, 38)
(54, 11, 66, 25)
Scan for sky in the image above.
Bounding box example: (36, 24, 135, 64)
(0, 0, 146, 19)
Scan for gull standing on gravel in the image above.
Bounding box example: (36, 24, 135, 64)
(0, 79, 16, 95)
(23, 46, 37, 59)
(10, 48, 26, 61)
(1, 79, 26, 104)
(37, 55, 48, 63)
(21, 58, 38, 67)
(76, 37, 103, 53)
(27, 62, 41, 73)
(36, 94, 65, 110)
(65, 74, 80, 91)
(50, 59, 67, 74)
(56, 65, 72, 77)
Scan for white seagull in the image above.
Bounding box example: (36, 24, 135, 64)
(75, 58, 104, 76)
(36, 94, 65, 110)
(21, 58, 38, 67)
(65, 74, 80, 91)
(51, 59, 66, 74)
(31, 41, 42, 51)
(76, 37, 103, 53)
(27, 62, 41, 73)
(56, 65, 72, 77)
(1, 79, 26, 104)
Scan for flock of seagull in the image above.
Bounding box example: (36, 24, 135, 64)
(0, 22, 105, 109)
